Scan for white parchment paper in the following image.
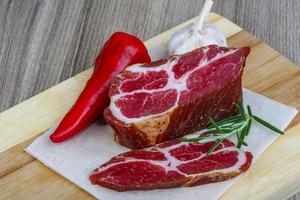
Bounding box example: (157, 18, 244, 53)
(26, 88, 297, 200)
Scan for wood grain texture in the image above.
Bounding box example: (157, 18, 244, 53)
(0, 0, 299, 112)
(0, 0, 299, 199)
(0, 13, 299, 200)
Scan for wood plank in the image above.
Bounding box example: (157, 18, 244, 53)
(0, 69, 91, 153)
(0, 161, 93, 200)
(226, 30, 260, 48)
(0, 136, 36, 179)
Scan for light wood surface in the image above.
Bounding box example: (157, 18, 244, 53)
(0, 1, 300, 199)
(0, 13, 300, 200)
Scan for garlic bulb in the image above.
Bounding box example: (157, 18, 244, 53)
(168, 0, 227, 55)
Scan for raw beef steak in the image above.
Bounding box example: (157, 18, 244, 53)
(104, 45, 250, 149)
(89, 137, 253, 191)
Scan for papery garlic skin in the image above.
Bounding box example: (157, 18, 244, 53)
(168, 23, 227, 55)
(168, 0, 227, 55)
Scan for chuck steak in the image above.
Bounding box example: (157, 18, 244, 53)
(89, 137, 253, 191)
(104, 45, 250, 149)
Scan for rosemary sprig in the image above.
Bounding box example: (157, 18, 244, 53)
(252, 115, 284, 135)
(206, 139, 224, 156)
(182, 101, 284, 156)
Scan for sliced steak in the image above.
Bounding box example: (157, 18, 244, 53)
(104, 45, 250, 149)
(89, 137, 253, 191)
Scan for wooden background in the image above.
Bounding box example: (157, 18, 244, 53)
(0, 0, 299, 199)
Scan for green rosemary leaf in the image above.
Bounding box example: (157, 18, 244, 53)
(237, 139, 248, 148)
(236, 131, 242, 147)
(237, 131, 245, 148)
(231, 122, 245, 129)
(245, 118, 252, 136)
(209, 117, 225, 134)
(253, 115, 284, 135)
(206, 139, 224, 156)
(182, 136, 219, 143)
(182, 137, 205, 142)
(237, 125, 249, 148)
(236, 101, 246, 119)
(207, 115, 242, 129)
(181, 137, 205, 142)
(221, 131, 239, 138)
(218, 128, 235, 133)
(218, 124, 236, 129)
(242, 141, 248, 146)
(206, 129, 219, 134)
(247, 105, 253, 117)
(207, 127, 234, 135)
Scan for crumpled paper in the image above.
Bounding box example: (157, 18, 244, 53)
(26, 88, 297, 200)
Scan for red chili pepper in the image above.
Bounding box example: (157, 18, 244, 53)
(50, 32, 151, 143)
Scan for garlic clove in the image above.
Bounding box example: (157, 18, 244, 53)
(167, 0, 227, 55)
(202, 24, 227, 47)
(168, 23, 227, 55)
(168, 24, 193, 55)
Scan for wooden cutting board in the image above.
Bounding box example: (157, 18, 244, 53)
(0, 13, 299, 200)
